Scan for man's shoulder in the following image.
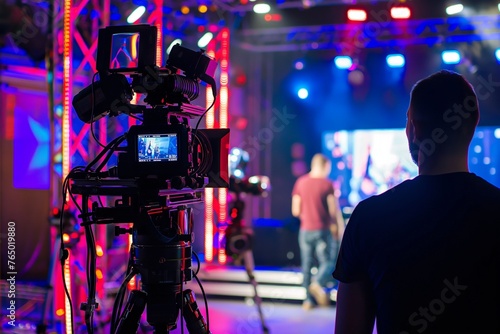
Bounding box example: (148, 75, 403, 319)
(468, 173, 500, 193)
(293, 174, 308, 187)
(361, 178, 414, 205)
(357, 172, 500, 211)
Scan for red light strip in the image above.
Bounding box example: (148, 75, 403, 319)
(205, 188, 214, 262)
(62, 0, 72, 180)
(64, 251, 73, 334)
(218, 28, 230, 264)
(204, 43, 216, 262)
(147, 0, 163, 66)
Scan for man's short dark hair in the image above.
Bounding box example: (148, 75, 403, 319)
(410, 70, 479, 143)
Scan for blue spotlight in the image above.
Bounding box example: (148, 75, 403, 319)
(495, 48, 500, 62)
(442, 50, 461, 64)
(334, 56, 353, 69)
(386, 54, 405, 68)
(297, 88, 309, 99)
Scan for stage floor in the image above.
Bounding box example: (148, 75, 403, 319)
(1, 264, 356, 333)
(166, 297, 336, 334)
(1, 279, 380, 334)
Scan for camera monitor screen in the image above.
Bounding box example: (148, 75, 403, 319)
(137, 133, 178, 162)
(110, 33, 140, 70)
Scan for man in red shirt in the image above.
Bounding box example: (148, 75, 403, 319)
(292, 153, 344, 310)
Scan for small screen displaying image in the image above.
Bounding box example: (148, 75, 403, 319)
(110, 33, 140, 70)
(137, 133, 177, 162)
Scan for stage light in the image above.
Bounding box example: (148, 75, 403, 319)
(297, 88, 309, 99)
(199, 4, 208, 13)
(96, 244, 104, 257)
(96, 269, 103, 280)
(198, 32, 213, 48)
(295, 60, 304, 70)
(264, 13, 282, 21)
(446, 4, 464, 15)
(181, 5, 190, 14)
(334, 56, 353, 69)
(386, 54, 405, 68)
(126, 6, 146, 23)
(253, 3, 271, 14)
(390, 6, 411, 19)
(495, 48, 500, 62)
(442, 50, 461, 64)
(347, 9, 367, 22)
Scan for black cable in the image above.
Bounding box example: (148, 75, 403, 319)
(84, 134, 127, 174)
(59, 165, 96, 333)
(192, 251, 201, 277)
(67, 182, 83, 214)
(111, 247, 136, 332)
(193, 97, 216, 135)
(111, 268, 137, 334)
(189, 90, 217, 177)
(83, 205, 97, 334)
(191, 251, 210, 333)
(59, 174, 75, 334)
(193, 272, 210, 333)
(95, 135, 127, 173)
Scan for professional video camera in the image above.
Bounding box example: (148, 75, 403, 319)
(72, 24, 228, 187)
(67, 25, 229, 334)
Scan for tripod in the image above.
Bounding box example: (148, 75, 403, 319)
(71, 179, 211, 334)
(226, 192, 269, 334)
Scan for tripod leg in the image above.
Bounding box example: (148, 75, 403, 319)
(114, 290, 147, 334)
(181, 289, 211, 334)
(242, 250, 270, 334)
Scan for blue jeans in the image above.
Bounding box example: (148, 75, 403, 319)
(299, 229, 334, 303)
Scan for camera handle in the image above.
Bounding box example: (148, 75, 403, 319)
(229, 193, 270, 334)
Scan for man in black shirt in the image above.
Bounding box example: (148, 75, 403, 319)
(333, 70, 500, 333)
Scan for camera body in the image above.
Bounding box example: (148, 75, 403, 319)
(118, 120, 191, 180)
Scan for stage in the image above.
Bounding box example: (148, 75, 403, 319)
(1, 264, 340, 333)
